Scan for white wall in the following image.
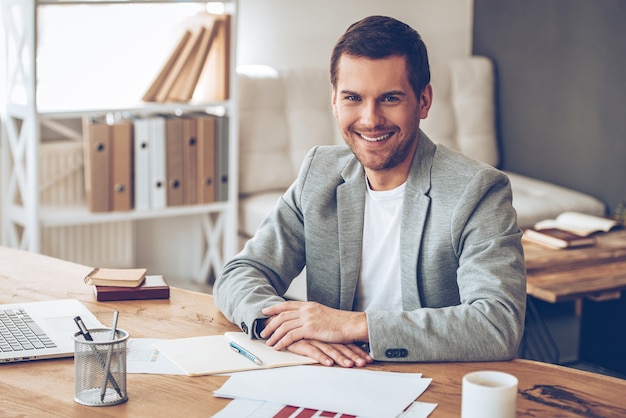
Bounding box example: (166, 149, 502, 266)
(237, 0, 473, 72)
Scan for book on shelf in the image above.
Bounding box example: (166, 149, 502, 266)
(93, 275, 170, 302)
(191, 13, 231, 103)
(153, 26, 206, 103)
(141, 30, 192, 103)
(141, 12, 230, 104)
(84, 267, 147, 287)
(522, 227, 597, 249)
(167, 19, 221, 102)
(533, 211, 621, 237)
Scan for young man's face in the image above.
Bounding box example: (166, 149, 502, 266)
(332, 54, 432, 189)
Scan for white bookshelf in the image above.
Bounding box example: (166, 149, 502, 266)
(0, 0, 239, 281)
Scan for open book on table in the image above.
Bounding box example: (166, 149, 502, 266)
(152, 332, 318, 376)
(533, 211, 621, 237)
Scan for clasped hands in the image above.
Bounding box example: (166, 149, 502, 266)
(260, 300, 373, 368)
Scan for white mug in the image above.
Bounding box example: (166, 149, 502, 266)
(461, 370, 518, 418)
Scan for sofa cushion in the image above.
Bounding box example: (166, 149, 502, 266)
(238, 191, 283, 238)
(505, 172, 605, 228)
(238, 66, 341, 197)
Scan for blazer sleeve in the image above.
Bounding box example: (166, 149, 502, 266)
(213, 149, 315, 337)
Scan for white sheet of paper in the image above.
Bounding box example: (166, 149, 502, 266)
(214, 365, 431, 418)
(126, 338, 185, 375)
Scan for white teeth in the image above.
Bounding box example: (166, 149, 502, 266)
(360, 133, 391, 142)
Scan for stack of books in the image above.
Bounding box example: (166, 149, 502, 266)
(85, 268, 170, 301)
(522, 211, 621, 249)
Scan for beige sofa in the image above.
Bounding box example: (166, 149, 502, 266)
(237, 57, 606, 246)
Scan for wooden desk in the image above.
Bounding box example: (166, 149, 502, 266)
(524, 228, 626, 303)
(1, 246, 626, 417)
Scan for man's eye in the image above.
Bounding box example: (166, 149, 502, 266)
(345, 95, 361, 102)
(382, 96, 399, 103)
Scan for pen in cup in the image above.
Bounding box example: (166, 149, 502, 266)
(101, 310, 119, 402)
(74, 316, 93, 341)
(229, 341, 263, 366)
(73, 315, 123, 398)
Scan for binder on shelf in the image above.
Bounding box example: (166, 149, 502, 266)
(142, 30, 192, 103)
(197, 114, 216, 204)
(192, 13, 231, 103)
(182, 115, 199, 205)
(110, 120, 134, 211)
(133, 117, 152, 211)
(215, 115, 229, 202)
(83, 119, 111, 212)
(149, 117, 167, 209)
(164, 116, 184, 207)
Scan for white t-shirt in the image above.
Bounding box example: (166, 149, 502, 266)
(354, 179, 405, 312)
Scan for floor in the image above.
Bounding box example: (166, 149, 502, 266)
(534, 298, 626, 380)
(168, 276, 626, 381)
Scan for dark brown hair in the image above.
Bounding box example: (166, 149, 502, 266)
(330, 15, 430, 98)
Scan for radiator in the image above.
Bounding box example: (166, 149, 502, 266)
(40, 140, 135, 267)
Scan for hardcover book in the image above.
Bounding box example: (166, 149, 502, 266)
(84, 267, 147, 287)
(93, 275, 170, 302)
(522, 228, 597, 250)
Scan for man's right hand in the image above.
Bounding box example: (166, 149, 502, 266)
(283, 339, 373, 368)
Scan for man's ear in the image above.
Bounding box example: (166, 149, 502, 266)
(418, 84, 433, 119)
(331, 88, 338, 118)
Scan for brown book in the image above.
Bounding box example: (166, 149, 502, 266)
(192, 13, 231, 103)
(93, 275, 170, 302)
(84, 267, 147, 287)
(167, 21, 220, 102)
(522, 228, 597, 249)
(154, 27, 206, 103)
(142, 30, 192, 102)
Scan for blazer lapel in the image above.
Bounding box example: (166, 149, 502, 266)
(400, 130, 436, 311)
(337, 160, 366, 311)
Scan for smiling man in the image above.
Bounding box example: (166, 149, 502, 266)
(214, 15, 526, 368)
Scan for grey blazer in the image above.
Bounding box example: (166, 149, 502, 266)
(214, 132, 526, 362)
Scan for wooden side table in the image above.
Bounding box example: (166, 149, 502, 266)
(524, 228, 626, 308)
(521, 228, 626, 367)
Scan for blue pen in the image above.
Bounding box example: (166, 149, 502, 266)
(229, 341, 263, 366)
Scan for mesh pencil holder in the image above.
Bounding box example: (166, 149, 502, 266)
(73, 328, 129, 406)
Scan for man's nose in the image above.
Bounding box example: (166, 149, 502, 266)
(359, 101, 385, 127)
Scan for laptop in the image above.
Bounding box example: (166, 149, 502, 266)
(0, 299, 104, 363)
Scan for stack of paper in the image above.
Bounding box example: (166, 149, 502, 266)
(213, 366, 434, 418)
